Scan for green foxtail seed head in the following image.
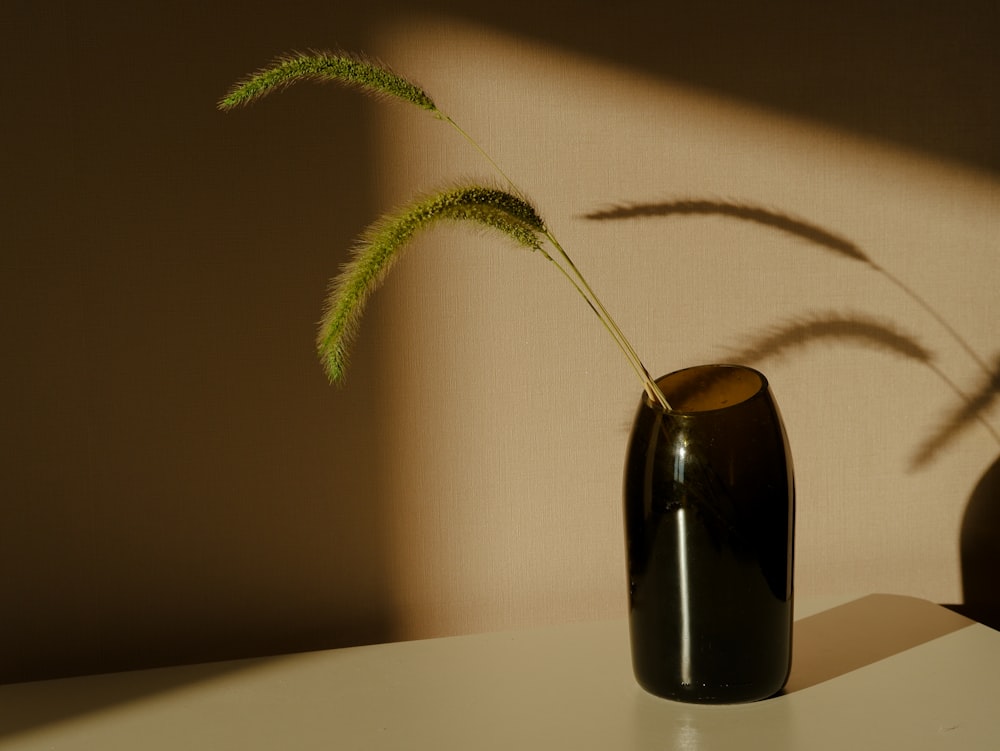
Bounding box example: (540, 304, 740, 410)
(218, 50, 437, 113)
(317, 186, 546, 383)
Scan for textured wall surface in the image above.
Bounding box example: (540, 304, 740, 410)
(3, 0, 998, 684)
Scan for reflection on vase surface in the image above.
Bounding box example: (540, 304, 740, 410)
(624, 364, 795, 703)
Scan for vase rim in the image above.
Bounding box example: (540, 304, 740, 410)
(648, 363, 769, 415)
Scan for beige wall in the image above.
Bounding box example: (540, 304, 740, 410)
(3, 1, 998, 683)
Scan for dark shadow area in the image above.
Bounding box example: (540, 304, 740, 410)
(782, 593, 973, 693)
(420, 0, 1000, 175)
(950, 454, 1000, 630)
(2, 1, 399, 686)
(0, 659, 254, 741)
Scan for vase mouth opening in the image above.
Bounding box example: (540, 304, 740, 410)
(651, 364, 767, 414)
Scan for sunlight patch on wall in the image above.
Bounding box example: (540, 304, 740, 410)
(359, 16, 1000, 639)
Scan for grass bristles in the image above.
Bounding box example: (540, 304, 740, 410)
(218, 50, 438, 113)
(317, 186, 546, 383)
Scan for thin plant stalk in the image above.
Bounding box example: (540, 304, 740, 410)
(442, 116, 668, 408)
(220, 51, 671, 410)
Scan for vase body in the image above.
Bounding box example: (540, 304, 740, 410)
(623, 364, 794, 703)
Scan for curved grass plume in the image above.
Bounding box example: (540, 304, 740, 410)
(219, 50, 438, 113)
(318, 186, 545, 382)
(220, 50, 670, 410)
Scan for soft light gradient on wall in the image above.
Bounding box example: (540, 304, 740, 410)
(2, 0, 997, 685)
(364, 15, 999, 639)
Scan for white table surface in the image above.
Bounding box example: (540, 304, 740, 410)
(1, 594, 996, 750)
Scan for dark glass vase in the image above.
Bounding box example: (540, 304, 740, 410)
(623, 364, 794, 703)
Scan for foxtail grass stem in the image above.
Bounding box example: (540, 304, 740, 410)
(442, 116, 671, 410)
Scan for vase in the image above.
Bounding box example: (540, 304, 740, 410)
(623, 363, 795, 703)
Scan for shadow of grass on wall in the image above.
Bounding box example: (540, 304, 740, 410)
(724, 313, 1000, 471)
(583, 198, 1000, 468)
